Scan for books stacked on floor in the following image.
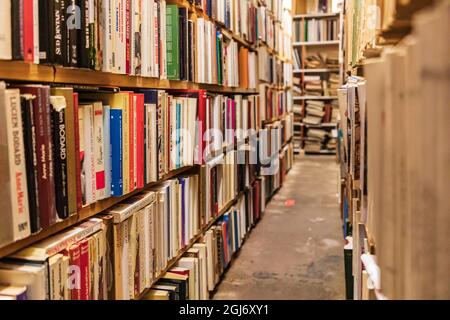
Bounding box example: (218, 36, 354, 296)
(0, 173, 200, 300)
(294, 18, 340, 42)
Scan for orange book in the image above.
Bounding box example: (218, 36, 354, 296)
(239, 47, 249, 89)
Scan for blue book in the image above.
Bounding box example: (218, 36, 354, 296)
(223, 213, 231, 265)
(110, 109, 123, 197)
(103, 106, 111, 198)
(233, 209, 239, 252)
(176, 101, 181, 169)
(180, 178, 186, 246)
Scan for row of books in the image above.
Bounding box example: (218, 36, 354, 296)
(144, 179, 265, 300)
(259, 85, 291, 122)
(188, 0, 259, 44)
(0, 174, 269, 300)
(294, 18, 340, 43)
(0, 1, 257, 86)
(0, 82, 276, 249)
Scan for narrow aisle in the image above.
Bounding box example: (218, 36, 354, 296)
(214, 157, 345, 300)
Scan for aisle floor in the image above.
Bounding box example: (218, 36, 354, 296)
(214, 156, 345, 300)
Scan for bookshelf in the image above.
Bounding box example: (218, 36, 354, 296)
(339, 0, 448, 301)
(0, 0, 295, 301)
(292, 4, 344, 155)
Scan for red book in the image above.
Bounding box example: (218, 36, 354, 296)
(125, 0, 131, 75)
(15, 85, 56, 229)
(134, 94, 145, 189)
(73, 93, 83, 211)
(68, 244, 81, 300)
(221, 221, 228, 263)
(79, 239, 90, 300)
(128, 92, 135, 192)
(23, 0, 33, 62)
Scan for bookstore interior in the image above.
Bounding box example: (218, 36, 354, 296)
(0, 0, 448, 302)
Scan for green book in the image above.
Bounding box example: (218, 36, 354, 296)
(166, 5, 180, 80)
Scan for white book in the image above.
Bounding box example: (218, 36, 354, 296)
(153, 0, 159, 77)
(33, 0, 39, 64)
(93, 102, 106, 200)
(0, 262, 47, 300)
(0, 0, 12, 59)
(80, 104, 96, 205)
(61, 255, 70, 300)
(193, 243, 208, 300)
(115, 0, 126, 74)
(0, 88, 31, 246)
(141, 0, 149, 77)
(48, 253, 63, 300)
(150, 103, 157, 182)
(101, 0, 112, 72)
(176, 257, 198, 299)
(148, 1, 154, 77)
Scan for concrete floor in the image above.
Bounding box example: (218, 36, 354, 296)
(214, 156, 345, 300)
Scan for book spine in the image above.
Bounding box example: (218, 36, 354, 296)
(23, 0, 34, 62)
(125, 0, 131, 74)
(68, 244, 81, 300)
(129, 94, 135, 192)
(110, 109, 123, 196)
(88, 0, 96, 69)
(136, 94, 145, 189)
(32, 0, 39, 63)
(54, 0, 65, 65)
(78, 0, 89, 68)
(82, 104, 96, 205)
(0, 0, 12, 60)
(79, 239, 90, 300)
(11, 0, 24, 60)
(73, 93, 83, 210)
(93, 103, 106, 200)
(20, 95, 40, 233)
(66, 0, 79, 67)
(154, 1, 159, 77)
(50, 96, 69, 220)
(0, 89, 31, 243)
(38, 0, 54, 64)
(103, 105, 111, 198)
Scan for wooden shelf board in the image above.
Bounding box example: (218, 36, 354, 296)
(0, 60, 54, 83)
(293, 40, 340, 47)
(294, 12, 340, 19)
(294, 68, 340, 73)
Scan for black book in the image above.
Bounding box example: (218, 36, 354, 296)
(59, 0, 67, 66)
(187, 20, 194, 82)
(11, 0, 24, 60)
(158, 277, 188, 300)
(50, 96, 69, 219)
(154, 283, 180, 300)
(20, 94, 40, 234)
(344, 246, 354, 300)
(65, 0, 79, 67)
(39, 0, 55, 64)
(178, 7, 188, 81)
(78, 0, 90, 68)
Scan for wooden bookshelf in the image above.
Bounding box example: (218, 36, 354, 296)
(294, 68, 340, 73)
(135, 189, 246, 300)
(0, 166, 197, 259)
